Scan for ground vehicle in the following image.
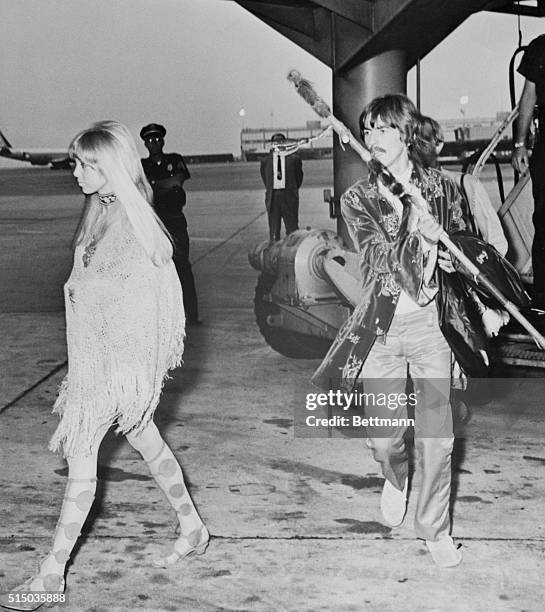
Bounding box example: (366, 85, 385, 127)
(249, 112, 545, 368)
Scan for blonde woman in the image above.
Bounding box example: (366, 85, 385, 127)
(1, 121, 208, 611)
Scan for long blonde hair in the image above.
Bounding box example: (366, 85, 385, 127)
(70, 120, 172, 265)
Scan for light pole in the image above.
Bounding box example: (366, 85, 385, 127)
(239, 108, 246, 161)
(459, 95, 469, 140)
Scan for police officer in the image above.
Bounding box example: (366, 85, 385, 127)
(140, 123, 201, 325)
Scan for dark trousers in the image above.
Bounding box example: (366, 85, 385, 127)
(268, 190, 298, 241)
(530, 140, 545, 291)
(161, 213, 199, 322)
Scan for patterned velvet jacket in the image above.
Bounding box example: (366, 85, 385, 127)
(311, 167, 465, 391)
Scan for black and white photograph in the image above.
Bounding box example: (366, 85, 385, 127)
(1, 1, 544, 610)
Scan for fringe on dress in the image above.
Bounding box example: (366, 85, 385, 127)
(49, 221, 185, 457)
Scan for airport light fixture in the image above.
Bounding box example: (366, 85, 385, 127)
(460, 95, 469, 137)
(239, 108, 246, 160)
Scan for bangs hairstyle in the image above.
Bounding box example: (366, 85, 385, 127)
(359, 94, 420, 146)
(70, 121, 172, 265)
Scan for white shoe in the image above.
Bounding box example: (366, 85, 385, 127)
(426, 536, 462, 568)
(380, 478, 407, 527)
(153, 525, 209, 568)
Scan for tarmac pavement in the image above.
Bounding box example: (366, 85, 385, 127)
(0, 163, 544, 611)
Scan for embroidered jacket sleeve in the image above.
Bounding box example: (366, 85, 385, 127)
(341, 181, 424, 301)
(443, 175, 465, 234)
(416, 170, 465, 291)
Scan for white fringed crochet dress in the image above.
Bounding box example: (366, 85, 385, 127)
(49, 219, 185, 457)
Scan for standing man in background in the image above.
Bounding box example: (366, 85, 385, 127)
(260, 133, 303, 242)
(420, 115, 508, 256)
(512, 35, 545, 306)
(140, 123, 201, 325)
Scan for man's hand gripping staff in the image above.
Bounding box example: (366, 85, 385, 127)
(286, 69, 545, 349)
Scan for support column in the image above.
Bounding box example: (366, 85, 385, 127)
(333, 49, 407, 240)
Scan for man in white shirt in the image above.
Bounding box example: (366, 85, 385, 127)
(260, 133, 303, 241)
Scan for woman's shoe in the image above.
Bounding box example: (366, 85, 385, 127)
(0, 571, 65, 611)
(153, 525, 209, 567)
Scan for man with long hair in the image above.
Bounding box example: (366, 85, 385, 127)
(419, 115, 507, 256)
(313, 94, 465, 567)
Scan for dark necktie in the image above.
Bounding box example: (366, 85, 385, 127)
(277, 154, 282, 181)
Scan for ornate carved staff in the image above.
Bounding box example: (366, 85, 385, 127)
(286, 69, 545, 348)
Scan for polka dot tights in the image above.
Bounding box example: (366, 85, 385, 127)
(127, 421, 207, 565)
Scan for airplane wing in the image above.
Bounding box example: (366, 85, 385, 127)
(0, 129, 71, 167)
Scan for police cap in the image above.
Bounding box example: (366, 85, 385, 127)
(271, 132, 286, 143)
(140, 123, 166, 140)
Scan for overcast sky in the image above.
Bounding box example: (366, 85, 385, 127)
(1, 0, 544, 155)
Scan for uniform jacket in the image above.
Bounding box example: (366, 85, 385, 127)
(260, 151, 303, 212)
(142, 152, 191, 215)
(311, 167, 465, 391)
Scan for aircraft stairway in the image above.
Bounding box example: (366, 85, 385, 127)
(470, 110, 545, 368)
